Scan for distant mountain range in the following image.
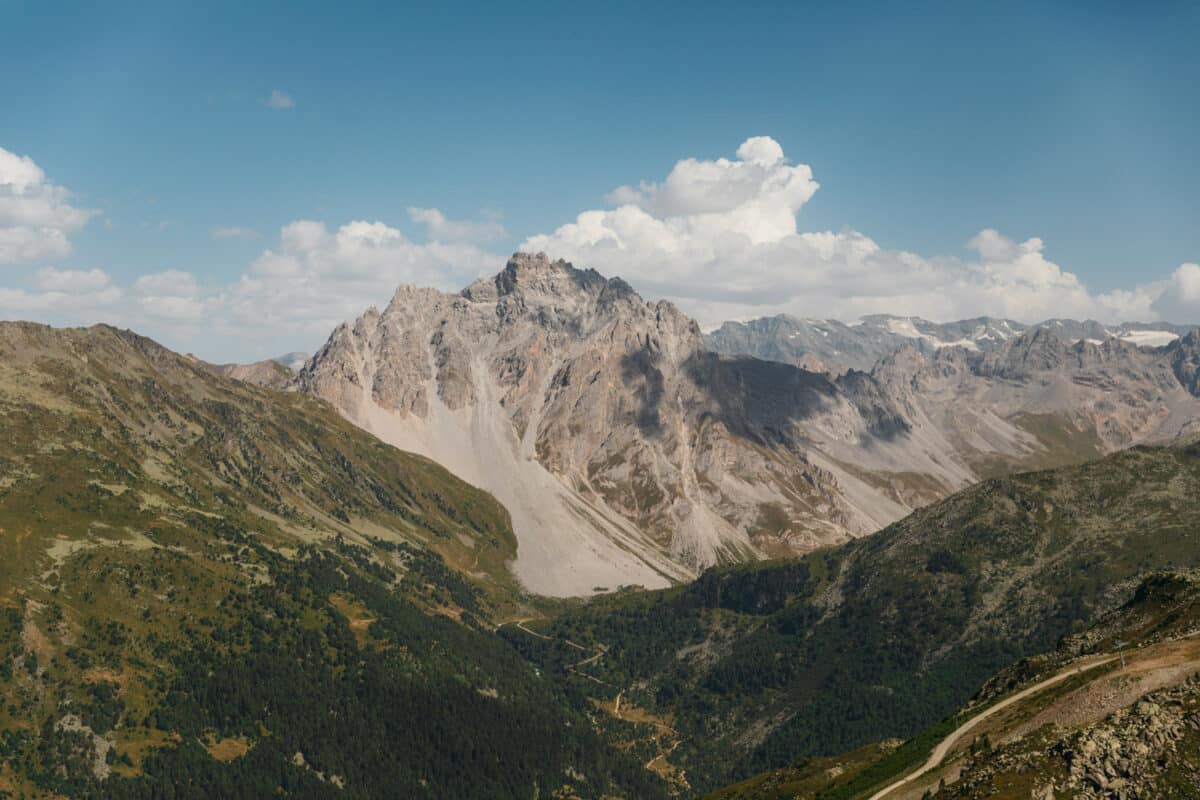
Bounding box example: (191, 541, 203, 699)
(706, 313, 1197, 374)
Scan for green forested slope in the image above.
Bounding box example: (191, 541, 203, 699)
(0, 322, 664, 799)
(705, 569, 1200, 800)
(510, 440, 1200, 792)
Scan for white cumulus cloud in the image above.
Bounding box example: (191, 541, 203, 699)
(131, 270, 204, 322)
(3, 138, 1197, 363)
(1151, 263, 1200, 323)
(524, 136, 1190, 326)
(219, 217, 501, 339)
(0, 146, 97, 264)
(0, 266, 120, 316)
(32, 267, 112, 293)
(594, 135, 818, 245)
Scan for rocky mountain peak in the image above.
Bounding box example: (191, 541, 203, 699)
(353, 305, 382, 337)
(383, 284, 447, 317)
(460, 251, 636, 306)
(1170, 329, 1200, 395)
(869, 343, 928, 380)
(300, 257, 935, 592)
(980, 327, 1068, 378)
(498, 251, 584, 293)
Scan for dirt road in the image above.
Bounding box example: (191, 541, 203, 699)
(866, 655, 1117, 800)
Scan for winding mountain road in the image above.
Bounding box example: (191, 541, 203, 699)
(866, 655, 1117, 800)
(502, 618, 688, 787)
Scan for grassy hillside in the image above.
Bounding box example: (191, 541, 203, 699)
(509, 440, 1200, 793)
(0, 322, 665, 799)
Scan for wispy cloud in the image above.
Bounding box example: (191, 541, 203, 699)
(265, 89, 295, 110)
(407, 207, 506, 243)
(210, 225, 259, 240)
(32, 266, 111, 293)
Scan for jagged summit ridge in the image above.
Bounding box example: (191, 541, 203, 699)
(707, 311, 1197, 374)
(463, 251, 639, 305)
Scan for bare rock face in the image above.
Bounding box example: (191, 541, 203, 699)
(1171, 330, 1200, 396)
(866, 330, 1200, 471)
(297, 254, 1200, 596)
(707, 313, 1197, 374)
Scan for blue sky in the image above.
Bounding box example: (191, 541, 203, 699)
(1, 0, 1198, 360)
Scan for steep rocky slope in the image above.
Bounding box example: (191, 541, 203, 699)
(867, 328, 1200, 476)
(297, 255, 960, 593)
(298, 253, 1200, 596)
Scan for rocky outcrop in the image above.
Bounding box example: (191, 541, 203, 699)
(1058, 695, 1192, 798)
(198, 352, 307, 390)
(1170, 330, 1200, 396)
(949, 681, 1200, 800)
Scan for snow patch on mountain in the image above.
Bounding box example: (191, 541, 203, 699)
(1118, 330, 1180, 348)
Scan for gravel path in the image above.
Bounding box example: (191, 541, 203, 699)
(866, 655, 1117, 800)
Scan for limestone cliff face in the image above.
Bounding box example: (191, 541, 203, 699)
(297, 253, 1200, 596)
(298, 254, 897, 593)
(1171, 329, 1200, 396)
(706, 313, 1197, 373)
(867, 329, 1200, 471)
